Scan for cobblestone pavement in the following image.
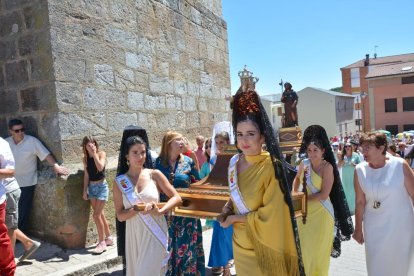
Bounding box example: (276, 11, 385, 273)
(16, 220, 367, 275)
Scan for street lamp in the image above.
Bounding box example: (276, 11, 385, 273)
(360, 92, 367, 132)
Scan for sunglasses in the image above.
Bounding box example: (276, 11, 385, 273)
(204, 144, 212, 149)
(12, 128, 25, 133)
(344, 145, 352, 148)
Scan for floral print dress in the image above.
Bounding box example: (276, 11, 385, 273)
(155, 155, 205, 276)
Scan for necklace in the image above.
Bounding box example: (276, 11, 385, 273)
(369, 169, 383, 210)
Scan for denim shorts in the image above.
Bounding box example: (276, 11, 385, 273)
(6, 189, 21, 230)
(88, 180, 109, 201)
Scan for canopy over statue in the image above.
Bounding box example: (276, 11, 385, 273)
(281, 82, 299, 127)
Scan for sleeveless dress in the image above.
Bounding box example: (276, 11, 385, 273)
(297, 160, 335, 276)
(122, 173, 169, 276)
(341, 152, 360, 214)
(356, 158, 414, 276)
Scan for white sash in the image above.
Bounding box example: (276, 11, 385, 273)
(303, 159, 334, 218)
(228, 154, 251, 215)
(115, 174, 170, 266)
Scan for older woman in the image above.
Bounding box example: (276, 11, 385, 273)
(155, 131, 205, 276)
(353, 132, 414, 276)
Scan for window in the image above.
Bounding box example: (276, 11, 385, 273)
(351, 68, 360, 88)
(384, 98, 397, 112)
(403, 97, 414, 111)
(402, 76, 414, 84)
(355, 119, 362, 126)
(385, 125, 398, 135)
(403, 124, 414, 131)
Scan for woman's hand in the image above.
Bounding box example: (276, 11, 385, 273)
(220, 215, 235, 228)
(352, 229, 364, 244)
(82, 190, 88, 201)
(142, 202, 164, 216)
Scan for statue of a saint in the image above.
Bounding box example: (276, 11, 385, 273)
(280, 82, 298, 127)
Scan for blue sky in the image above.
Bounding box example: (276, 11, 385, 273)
(222, 0, 414, 96)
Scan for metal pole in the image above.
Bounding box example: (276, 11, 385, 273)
(357, 96, 361, 132)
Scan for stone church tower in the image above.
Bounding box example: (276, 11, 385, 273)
(0, 0, 230, 248)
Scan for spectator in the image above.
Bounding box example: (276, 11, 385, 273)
(6, 119, 69, 234)
(396, 142, 406, 158)
(81, 136, 113, 254)
(0, 137, 17, 276)
(194, 135, 207, 167)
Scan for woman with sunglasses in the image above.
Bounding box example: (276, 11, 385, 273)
(155, 131, 205, 276)
(341, 142, 361, 215)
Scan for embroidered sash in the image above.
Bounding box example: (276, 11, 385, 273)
(228, 154, 251, 215)
(303, 159, 334, 218)
(115, 174, 170, 266)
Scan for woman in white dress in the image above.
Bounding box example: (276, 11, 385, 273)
(113, 135, 182, 276)
(353, 132, 414, 276)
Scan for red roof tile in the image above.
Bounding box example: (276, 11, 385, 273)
(342, 53, 414, 69)
(365, 61, 414, 79)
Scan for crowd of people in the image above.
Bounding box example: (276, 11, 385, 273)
(1, 87, 414, 276)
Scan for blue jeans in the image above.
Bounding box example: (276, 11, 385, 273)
(88, 181, 109, 201)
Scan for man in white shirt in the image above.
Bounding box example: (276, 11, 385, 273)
(6, 119, 69, 233)
(0, 137, 16, 275)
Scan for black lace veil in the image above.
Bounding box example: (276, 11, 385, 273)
(231, 87, 306, 276)
(115, 125, 154, 272)
(299, 125, 354, 257)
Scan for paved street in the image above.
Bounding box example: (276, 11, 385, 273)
(15, 219, 367, 275)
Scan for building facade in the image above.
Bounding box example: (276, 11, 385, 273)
(297, 87, 355, 138)
(341, 53, 414, 133)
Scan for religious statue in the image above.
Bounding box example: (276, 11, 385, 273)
(281, 82, 299, 127)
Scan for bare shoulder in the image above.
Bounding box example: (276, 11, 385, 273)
(322, 160, 333, 173)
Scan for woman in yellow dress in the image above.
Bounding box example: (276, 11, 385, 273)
(220, 85, 305, 276)
(293, 125, 354, 276)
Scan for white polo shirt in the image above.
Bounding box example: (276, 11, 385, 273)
(0, 137, 15, 203)
(6, 135, 50, 188)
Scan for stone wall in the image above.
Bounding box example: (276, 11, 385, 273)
(50, 0, 230, 161)
(0, 0, 61, 157)
(0, 0, 230, 248)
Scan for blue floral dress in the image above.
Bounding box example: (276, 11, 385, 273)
(155, 155, 205, 276)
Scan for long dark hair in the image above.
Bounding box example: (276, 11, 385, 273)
(232, 88, 305, 275)
(300, 125, 354, 257)
(115, 126, 154, 273)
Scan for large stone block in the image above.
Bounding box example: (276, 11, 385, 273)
(0, 11, 23, 38)
(107, 112, 137, 132)
(127, 91, 144, 110)
(59, 113, 106, 139)
(20, 84, 56, 111)
(5, 60, 28, 87)
(55, 82, 83, 111)
(94, 64, 114, 87)
(23, 3, 49, 30)
(18, 31, 50, 57)
(84, 88, 126, 110)
(105, 26, 137, 50)
(144, 94, 165, 111)
(0, 40, 17, 60)
(149, 75, 173, 94)
(0, 89, 19, 114)
(54, 56, 85, 83)
(29, 173, 90, 249)
(115, 68, 134, 90)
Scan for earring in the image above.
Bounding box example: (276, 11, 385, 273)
(126, 160, 130, 166)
